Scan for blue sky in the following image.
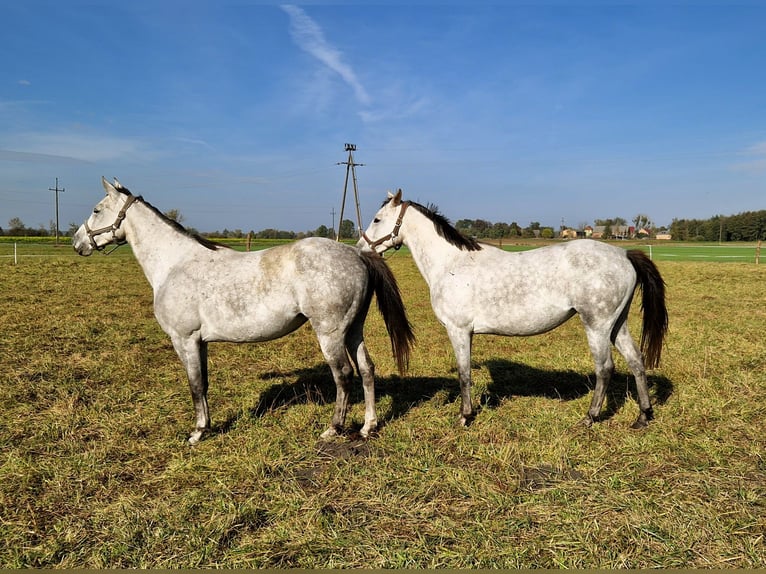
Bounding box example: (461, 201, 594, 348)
(2, 2, 765, 235)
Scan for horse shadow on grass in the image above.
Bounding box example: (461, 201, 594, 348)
(214, 359, 673, 438)
(214, 365, 455, 438)
(483, 359, 673, 423)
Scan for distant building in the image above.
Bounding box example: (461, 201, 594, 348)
(591, 225, 633, 239)
(559, 228, 579, 239)
(655, 233, 672, 240)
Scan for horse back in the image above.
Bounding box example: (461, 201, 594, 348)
(152, 238, 370, 342)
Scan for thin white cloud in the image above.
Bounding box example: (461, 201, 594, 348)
(4, 131, 150, 163)
(18, 80, 31, 86)
(281, 4, 371, 106)
(0, 148, 89, 164)
(731, 141, 766, 173)
(358, 95, 431, 124)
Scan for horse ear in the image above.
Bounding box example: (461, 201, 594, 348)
(393, 189, 403, 205)
(102, 176, 115, 195)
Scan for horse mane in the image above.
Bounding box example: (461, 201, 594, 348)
(115, 185, 228, 251)
(405, 200, 482, 252)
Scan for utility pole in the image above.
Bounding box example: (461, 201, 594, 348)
(331, 207, 336, 239)
(336, 143, 364, 241)
(48, 177, 65, 246)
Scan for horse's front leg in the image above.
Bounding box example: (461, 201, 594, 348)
(171, 335, 210, 445)
(449, 328, 475, 426)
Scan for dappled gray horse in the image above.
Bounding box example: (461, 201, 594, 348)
(73, 178, 414, 444)
(359, 190, 668, 429)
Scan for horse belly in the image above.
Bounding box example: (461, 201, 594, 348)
(198, 295, 306, 343)
(201, 312, 307, 343)
(473, 301, 576, 336)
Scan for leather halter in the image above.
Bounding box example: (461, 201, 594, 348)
(362, 201, 410, 251)
(84, 193, 137, 253)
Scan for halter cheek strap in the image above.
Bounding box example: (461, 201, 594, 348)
(84, 194, 137, 253)
(362, 201, 410, 251)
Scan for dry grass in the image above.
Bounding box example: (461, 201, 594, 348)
(1, 249, 764, 567)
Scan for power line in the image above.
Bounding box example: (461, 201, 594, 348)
(336, 143, 364, 241)
(48, 177, 65, 246)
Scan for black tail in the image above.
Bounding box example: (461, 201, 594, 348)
(627, 250, 668, 369)
(359, 251, 415, 375)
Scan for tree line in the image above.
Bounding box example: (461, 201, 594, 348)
(668, 210, 766, 242)
(0, 214, 360, 241)
(3, 209, 764, 242)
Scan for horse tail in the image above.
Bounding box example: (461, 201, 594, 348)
(627, 250, 668, 369)
(359, 251, 415, 375)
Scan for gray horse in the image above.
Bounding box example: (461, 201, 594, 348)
(360, 190, 668, 429)
(73, 178, 414, 444)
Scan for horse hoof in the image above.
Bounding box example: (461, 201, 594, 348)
(458, 414, 474, 427)
(631, 416, 650, 429)
(320, 427, 340, 440)
(359, 424, 377, 438)
(188, 429, 205, 445)
(580, 416, 595, 428)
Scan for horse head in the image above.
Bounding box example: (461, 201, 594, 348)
(72, 177, 137, 256)
(357, 189, 409, 254)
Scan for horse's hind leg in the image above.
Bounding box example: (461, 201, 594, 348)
(346, 327, 377, 437)
(614, 322, 653, 429)
(582, 326, 614, 427)
(315, 331, 355, 440)
(171, 335, 210, 445)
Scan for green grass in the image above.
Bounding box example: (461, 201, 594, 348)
(0, 246, 765, 567)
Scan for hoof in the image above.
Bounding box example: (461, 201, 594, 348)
(320, 426, 341, 440)
(359, 423, 377, 439)
(580, 415, 596, 428)
(457, 414, 475, 427)
(631, 410, 653, 429)
(188, 428, 207, 445)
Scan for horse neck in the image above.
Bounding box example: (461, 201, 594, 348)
(122, 201, 202, 288)
(402, 209, 466, 286)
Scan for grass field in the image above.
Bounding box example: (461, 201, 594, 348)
(1, 241, 765, 567)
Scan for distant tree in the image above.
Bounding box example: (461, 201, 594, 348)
(633, 214, 652, 236)
(455, 219, 473, 234)
(164, 209, 184, 223)
(541, 227, 554, 239)
(338, 219, 355, 239)
(489, 222, 510, 239)
(8, 217, 25, 235)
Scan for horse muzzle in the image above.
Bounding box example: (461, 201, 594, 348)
(72, 225, 94, 256)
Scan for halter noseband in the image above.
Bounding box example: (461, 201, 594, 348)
(362, 201, 410, 251)
(84, 193, 137, 253)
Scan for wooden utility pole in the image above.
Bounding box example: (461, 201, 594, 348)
(336, 143, 364, 241)
(48, 177, 65, 246)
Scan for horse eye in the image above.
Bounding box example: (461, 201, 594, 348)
(373, 218, 380, 223)
(93, 208, 100, 214)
